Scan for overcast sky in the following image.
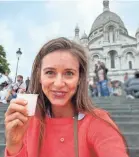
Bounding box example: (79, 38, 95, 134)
(0, 0, 139, 81)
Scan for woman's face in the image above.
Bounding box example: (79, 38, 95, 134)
(40, 50, 80, 107)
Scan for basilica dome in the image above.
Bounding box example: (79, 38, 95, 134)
(90, 11, 125, 33)
(89, 0, 126, 36)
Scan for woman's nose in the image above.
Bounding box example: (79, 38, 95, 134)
(53, 74, 65, 88)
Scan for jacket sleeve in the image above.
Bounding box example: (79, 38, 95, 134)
(5, 144, 28, 157)
(87, 115, 129, 157)
(4, 130, 28, 157)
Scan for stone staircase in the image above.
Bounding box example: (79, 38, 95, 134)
(93, 96, 139, 157)
(0, 97, 139, 157)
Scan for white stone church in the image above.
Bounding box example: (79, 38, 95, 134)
(74, 0, 139, 83)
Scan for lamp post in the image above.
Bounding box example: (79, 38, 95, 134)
(15, 48, 22, 82)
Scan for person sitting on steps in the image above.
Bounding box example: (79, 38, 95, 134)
(124, 71, 139, 99)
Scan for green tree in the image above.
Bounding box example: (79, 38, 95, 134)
(0, 45, 10, 74)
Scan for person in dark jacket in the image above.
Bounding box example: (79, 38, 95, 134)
(124, 71, 139, 99)
(25, 77, 30, 92)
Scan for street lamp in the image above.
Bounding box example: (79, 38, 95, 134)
(15, 48, 22, 82)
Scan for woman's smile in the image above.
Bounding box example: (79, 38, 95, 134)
(51, 90, 68, 99)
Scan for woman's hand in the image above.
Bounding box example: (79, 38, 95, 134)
(5, 98, 30, 155)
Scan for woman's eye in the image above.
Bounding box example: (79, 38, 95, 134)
(65, 71, 74, 76)
(45, 71, 55, 75)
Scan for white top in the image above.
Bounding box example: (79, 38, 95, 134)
(12, 82, 26, 93)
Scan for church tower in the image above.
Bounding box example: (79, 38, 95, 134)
(75, 25, 80, 38)
(74, 25, 80, 43)
(103, 0, 109, 12)
(80, 31, 88, 47)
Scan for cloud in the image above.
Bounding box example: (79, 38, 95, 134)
(76, 0, 139, 37)
(0, 20, 34, 80)
(0, 21, 21, 78)
(0, 13, 63, 81)
(27, 21, 61, 51)
(76, 0, 124, 34)
(76, 0, 103, 34)
(43, 0, 105, 38)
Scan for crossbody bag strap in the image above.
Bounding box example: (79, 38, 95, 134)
(16, 82, 23, 92)
(74, 114, 79, 157)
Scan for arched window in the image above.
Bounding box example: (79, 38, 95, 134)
(129, 61, 132, 69)
(93, 55, 99, 61)
(126, 52, 133, 60)
(108, 26, 115, 43)
(126, 52, 134, 69)
(109, 51, 117, 69)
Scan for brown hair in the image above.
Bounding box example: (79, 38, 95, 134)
(30, 37, 129, 156)
(17, 75, 23, 80)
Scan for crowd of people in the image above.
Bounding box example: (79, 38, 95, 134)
(88, 61, 139, 99)
(0, 73, 30, 104)
(88, 61, 122, 97)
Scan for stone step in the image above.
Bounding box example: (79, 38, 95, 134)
(0, 107, 8, 110)
(98, 105, 139, 108)
(0, 107, 7, 110)
(0, 112, 5, 117)
(95, 101, 139, 104)
(0, 117, 4, 123)
(93, 96, 139, 100)
(108, 110, 139, 116)
(0, 109, 7, 113)
(0, 105, 8, 107)
(95, 102, 139, 106)
(0, 106, 8, 108)
(116, 122, 139, 132)
(0, 144, 5, 157)
(100, 107, 139, 111)
(94, 102, 139, 106)
(0, 131, 5, 143)
(95, 104, 139, 109)
(128, 147, 139, 157)
(99, 107, 132, 110)
(0, 123, 4, 130)
(124, 132, 139, 147)
(0, 104, 8, 106)
(0, 103, 8, 105)
(106, 109, 139, 113)
(112, 115, 139, 122)
(0, 109, 7, 112)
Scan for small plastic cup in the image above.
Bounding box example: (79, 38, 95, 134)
(17, 94, 38, 116)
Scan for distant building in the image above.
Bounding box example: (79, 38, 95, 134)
(74, 0, 139, 82)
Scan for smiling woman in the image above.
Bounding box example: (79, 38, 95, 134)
(4, 37, 129, 157)
(40, 50, 79, 114)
